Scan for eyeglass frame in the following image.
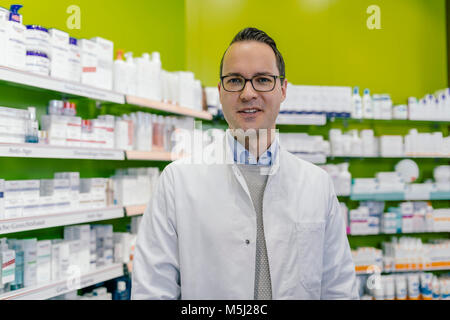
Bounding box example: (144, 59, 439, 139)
(220, 74, 285, 92)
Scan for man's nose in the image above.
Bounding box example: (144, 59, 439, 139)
(240, 80, 258, 101)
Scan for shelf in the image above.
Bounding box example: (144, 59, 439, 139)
(276, 113, 326, 125)
(350, 191, 450, 201)
(125, 150, 182, 161)
(125, 205, 146, 217)
(330, 155, 450, 159)
(0, 66, 124, 104)
(0, 206, 125, 235)
(348, 231, 450, 236)
(355, 265, 450, 275)
(0, 263, 124, 300)
(0, 143, 125, 160)
(329, 117, 450, 124)
(126, 96, 213, 120)
(293, 153, 327, 164)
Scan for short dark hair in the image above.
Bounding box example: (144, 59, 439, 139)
(220, 27, 286, 79)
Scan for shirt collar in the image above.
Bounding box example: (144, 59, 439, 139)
(226, 129, 279, 166)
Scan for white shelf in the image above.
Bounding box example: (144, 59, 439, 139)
(125, 205, 146, 217)
(126, 96, 213, 120)
(0, 143, 125, 160)
(0, 66, 124, 104)
(293, 153, 327, 164)
(0, 206, 125, 235)
(0, 263, 124, 300)
(125, 150, 182, 161)
(276, 113, 327, 125)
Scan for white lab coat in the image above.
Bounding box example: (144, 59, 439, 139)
(132, 135, 360, 300)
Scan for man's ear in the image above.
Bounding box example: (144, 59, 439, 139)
(281, 78, 287, 103)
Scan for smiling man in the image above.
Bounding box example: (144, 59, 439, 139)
(132, 27, 359, 300)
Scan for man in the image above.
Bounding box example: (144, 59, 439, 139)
(132, 27, 359, 300)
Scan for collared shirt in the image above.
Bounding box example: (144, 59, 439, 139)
(131, 136, 359, 300)
(226, 130, 279, 166)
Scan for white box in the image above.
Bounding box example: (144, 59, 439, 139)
(4, 180, 24, 219)
(53, 179, 70, 212)
(380, 136, 404, 157)
(48, 28, 70, 80)
(51, 242, 60, 281)
(65, 116, 82, 147)
(0, 179, 4, 220)
(23, 238, 37, 287)
(41, 115, 68, 146)
(5, 20, 26, 70)
(68, 37, 82, 83)
(36, 240, 51, 285)
(0, 248, 16, 285)
(54, 172, 80, 211)
(22, 180, 40, 217)
(39, 179, 56, 215)
(91, 37, 113, 91)
(79, 39, 98, 87)
(0, 8, 9, 67)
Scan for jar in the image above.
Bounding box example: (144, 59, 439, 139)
(25, 51, 50, 76)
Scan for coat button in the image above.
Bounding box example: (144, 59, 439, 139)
(245, 239, 250, 245)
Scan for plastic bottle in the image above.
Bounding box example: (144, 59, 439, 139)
(124, 52, 137, 96)
(113, 50, 128, 94)
(338, 163, 351, 196)
(25, 107, 39, 143)
(362, 88, 373, 119)
(151, 52, 162, 101)
(135, 53, 152, 99)
(352, 86, 363, 119)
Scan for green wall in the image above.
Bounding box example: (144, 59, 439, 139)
(186, 0, 448, 104)
(1, 0, 186, 71)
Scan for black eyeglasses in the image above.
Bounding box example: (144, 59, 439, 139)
(221, 74, 285, 92)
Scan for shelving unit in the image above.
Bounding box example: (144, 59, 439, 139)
(126, 95, 213, 120)
(0, 143, 125, 160)
(0, 206, 124, 235)
(0, 263, 124, 300)
(125, 205, 146, 217)
(0, 66, 124, 104)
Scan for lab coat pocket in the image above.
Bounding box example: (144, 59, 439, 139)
(295, 221, 325, 292)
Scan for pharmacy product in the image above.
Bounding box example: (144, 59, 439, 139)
(36, 240, 51, 285)
(79, 39, 98, 87)
(0, 7, 9, 66)
(5, 5, 26, 70)
(25, 107, 39, 143)
(420, 273, 433, 300)
(25, 25, 50, 55)
(23, 238, 37, 287)
(113, 50, 127, 94)
(352, 87, 363, 119)
(21, 180, 40, 217)
(135, 53, 152, 99)
(362, 88, 373, 119)
(0, 179, 4, 220)
(48, 29, 70, 80)
(395, 275, 407, 300)
(68, 37, 81, 83)
(124, 52, 137, 95)
(91, 37, 113, 90)
(407, 273, 420, 300)
(0, 244, 15, 287)
(25, 51, 50, 76)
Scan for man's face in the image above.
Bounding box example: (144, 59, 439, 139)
(218, 41, 287, 132)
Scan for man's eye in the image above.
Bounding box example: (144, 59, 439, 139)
(256, 77, 272, 83)
(227, 78, 243, 84)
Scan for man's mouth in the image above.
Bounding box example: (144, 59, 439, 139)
(238, 108, 262, 114)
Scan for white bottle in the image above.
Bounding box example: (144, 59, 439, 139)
(351, 86, 363, 119)
(135, 53, 152, 100)
(124, 52, 137, 96)
(113, 50, 127, 94)
(362, 88, 373, 119)
(338, 163, 351, 196)
(151, 52, 162, 101)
